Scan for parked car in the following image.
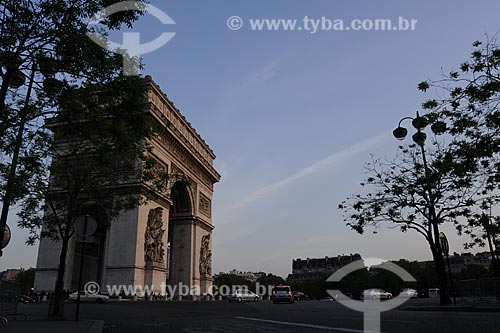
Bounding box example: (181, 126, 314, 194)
(271, 285, 294, 304)
(293, 291, 310, 301)
(428, 288, 440, 298)
(18, 295, 38, 304)
(69, 291, 109, 303)
(360, 289, 393, 300)
(227, 289, 260, 303)
(399, 288, 418, 298)
(417, 289, 428, 298)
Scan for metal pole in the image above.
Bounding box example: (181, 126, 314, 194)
(75, 215, 88, 322)
(0, 61, 37, 257)
(445, 254, 457, 306)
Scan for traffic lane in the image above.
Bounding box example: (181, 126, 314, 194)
(18, 300, 500, 333)
(19, 301, 366, 332)
(240, 301, 500, 333)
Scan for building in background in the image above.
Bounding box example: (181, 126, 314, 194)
(229, 270, 266, 282)
(448, 252, 492, 274)
(287, 254, 362, 281)
(0, 269, 19, 283)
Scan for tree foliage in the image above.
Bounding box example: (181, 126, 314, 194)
(0, 0, 159, 319)
(256, 273, 286, 287)
(0, 0, 148, 246)
(337, 36, 500, 304)
(15, 267, 35, 295)
(213, 274, 252, 290)
(418, 36, 500, 255)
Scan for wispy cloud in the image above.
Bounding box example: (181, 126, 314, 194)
(218, 130, 390, 224)
(252, 61, 278, 82)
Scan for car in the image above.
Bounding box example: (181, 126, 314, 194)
(227, 289, 260, 303)
(327, 292, 353, 300)
(271, 285, 294, 304)
(18, 295, 38, 304)
(360, 289, 393, 300)
(399, 288, 418, 298)
(428, 288, 440, 298)
(320, 296, 335, 301)
(293, 291, 310, 301)
(69, 291, 109, 303)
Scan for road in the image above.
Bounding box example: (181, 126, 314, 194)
(18, 299, 500, 332)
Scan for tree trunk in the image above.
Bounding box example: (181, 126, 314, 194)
(0, 64, 35, 256)
(431, 246, 451, 306)
(49, 235, 69, 319)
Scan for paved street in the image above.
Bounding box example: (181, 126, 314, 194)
(10, 299, 500, 333)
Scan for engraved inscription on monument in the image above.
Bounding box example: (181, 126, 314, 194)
(199, 193, 211, 217)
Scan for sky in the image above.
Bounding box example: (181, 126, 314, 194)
(2, 0, 500, 277)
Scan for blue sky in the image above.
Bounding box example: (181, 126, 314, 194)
(3, 0, 500, 277)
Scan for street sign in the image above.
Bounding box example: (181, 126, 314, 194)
(74, 215, 97, 239)
(439, 232, 449, 256)
(1, 225, 11, 249)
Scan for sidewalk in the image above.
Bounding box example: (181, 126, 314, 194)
(402, 297, 500, 312)
(0, 319, 104, 332)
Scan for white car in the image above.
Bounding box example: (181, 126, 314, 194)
(428, 288, 440, 298)
(399, 288, 418, 298)
(361, 289, 393, 300)
(271, 285, 294, 304)
(227, 289, 260, 303)
(69, 291, 109, 303)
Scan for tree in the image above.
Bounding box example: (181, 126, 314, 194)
(0, 0, 148, 255)
(256, 273, 285, 287)
(339, 35, 500, 305)
(289, 277, 328, 300)
(15, 267, 35, 295)
(393, 260, 438, 294)
(418, 36, 500, 276)
(338, 136, 484, 305)
(213, 274, 252, 292)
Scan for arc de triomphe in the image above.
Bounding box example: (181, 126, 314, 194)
(34, 76, 221, 297)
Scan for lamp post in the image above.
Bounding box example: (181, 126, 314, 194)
(0, 52, 63, 257)
(0, 59, 36, 257)
(480, 213, 500, 277)
(439, 232, 457, 306)
(393, 111, 453, 306)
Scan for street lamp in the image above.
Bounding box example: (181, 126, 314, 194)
(392, 111, 446, 145)
(393, 111, 455, 306)
(0, 53, 64, 257)
(480, 213, 500, 277)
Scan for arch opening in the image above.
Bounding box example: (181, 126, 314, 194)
(167, 181, 193, 289)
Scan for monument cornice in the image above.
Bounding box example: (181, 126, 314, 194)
(154, 130, 218, 191)
(146, 76, 221, 183)
(170, 215, 214, 231)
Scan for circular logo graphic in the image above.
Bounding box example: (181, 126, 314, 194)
(1, 225, 11, 250)
(227, 16, 244, 31)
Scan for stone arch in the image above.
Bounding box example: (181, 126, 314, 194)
(33, 78, 221, 296)
(170, 181, 192, 216)
(167, 181, 195, 291)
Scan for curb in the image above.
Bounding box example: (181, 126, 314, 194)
(88, 320, 105, 333)
(403, 306, 500, 313)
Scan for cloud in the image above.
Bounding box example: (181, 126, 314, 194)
(252, 61, 278, 82)
(218, 130, 390, 224)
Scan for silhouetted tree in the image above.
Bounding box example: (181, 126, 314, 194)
(15, 268, 35, 295)
(418, 37, 500, 277)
